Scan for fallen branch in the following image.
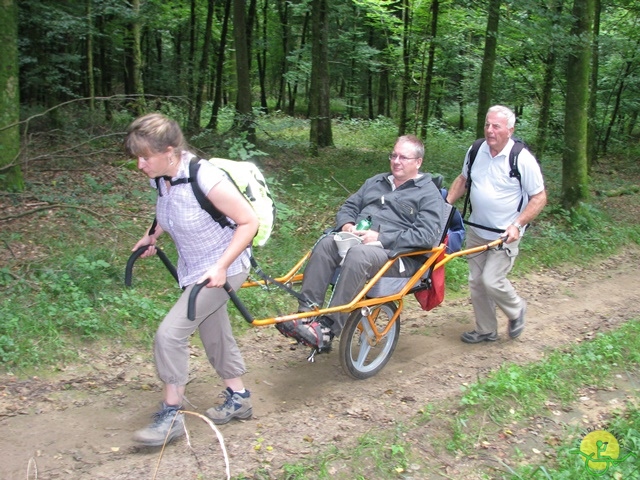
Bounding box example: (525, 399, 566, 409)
(0, 204, 120, 230)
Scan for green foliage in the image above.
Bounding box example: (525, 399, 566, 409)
(225, 132, 269, 161)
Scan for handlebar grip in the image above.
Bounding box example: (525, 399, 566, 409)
(124, 245, 179, 287)
(124, 245, 151, 287)
(187, 281, 207, 321)
(187, 281, 254, 324)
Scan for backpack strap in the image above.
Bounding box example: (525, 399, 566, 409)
(507, 140, 526, 212)
(461, 138, 485, 219)
(187, 157, 235, 230)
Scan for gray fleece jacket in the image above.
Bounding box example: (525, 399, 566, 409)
(335, 172, 448, 251)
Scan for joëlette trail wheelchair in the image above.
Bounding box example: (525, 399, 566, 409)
(125, 204, 503, 380)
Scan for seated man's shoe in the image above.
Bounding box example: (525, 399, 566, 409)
(509, 301, 527, 339)
(293, 316, 334, 350)
(205, 388, 253, 425)
(133, 403, 185, 446)
(275, 315, 314, 338)
(461, 330, 498, 344)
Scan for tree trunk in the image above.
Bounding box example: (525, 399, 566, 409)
(207, 0, 232, 131)
(309, 0, 333, 154)
(275, 0, 288, 111)
(125, 0, 144, 114)
(587, 0, 601, 171)
(562, 0, 594, 209)
(190, 0, 215, 133)
(86, 0, 95, 111)
(476, 0, 501, 138)
(0, 0, 24, 191)
(602, 59, 633, 155)
(96, 11, 113, 121)
(288, 11, 309, 116)
(420, 0, 439, 139)
(256, 0, 269, 113)
(233, 0, 255, 142)
(187, 0, 197, 128)
(398, 0, 411, 136)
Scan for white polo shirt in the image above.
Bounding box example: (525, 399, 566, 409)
(462, 139, 545, 240)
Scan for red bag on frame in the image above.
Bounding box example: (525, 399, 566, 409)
(413, 241, 446, 311)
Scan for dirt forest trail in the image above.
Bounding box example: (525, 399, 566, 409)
(1, 246, 639, 480)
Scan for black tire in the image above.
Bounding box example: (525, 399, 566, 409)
(338, 302, 400, 380)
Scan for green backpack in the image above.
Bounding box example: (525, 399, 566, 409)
(190, 157, 276, 247)
(153, 157, 276, 247)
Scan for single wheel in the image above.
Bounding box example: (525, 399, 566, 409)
(338, 301, 400, 380)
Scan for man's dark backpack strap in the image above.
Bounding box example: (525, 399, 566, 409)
(461, 138, 485, 219)
(507, 141, 526, 212)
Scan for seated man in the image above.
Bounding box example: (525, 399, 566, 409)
(277, 134, 448, 350)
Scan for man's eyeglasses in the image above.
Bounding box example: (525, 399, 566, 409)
(389, 153, 419, 162)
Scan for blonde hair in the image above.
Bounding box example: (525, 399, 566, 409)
(124, 113, 187, 157)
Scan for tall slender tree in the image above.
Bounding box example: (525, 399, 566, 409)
(189, 0, 215, 133)
(233, 0, 255, 141)
(587, 0, 601, 170)
(398, 0, 411, 135)
(207, 0, 232, 131)
(476, 0, 501, 138)
(309, 0, 333, 153)
(420, 0, 439, 139)
(0, 0, 23, 192)
(562, 0, 594, 208)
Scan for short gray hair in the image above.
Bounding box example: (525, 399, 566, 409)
(487, 105, 516, 128)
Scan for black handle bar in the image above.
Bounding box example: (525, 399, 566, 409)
(187, 281, 254, 324)
(124, 245, 179, 287)
(125, 246, 253, 323)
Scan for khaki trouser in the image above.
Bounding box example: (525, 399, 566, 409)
(299, 235, 420, 336)
(466, 228, 524, 334)
(154, 268, 249, 385)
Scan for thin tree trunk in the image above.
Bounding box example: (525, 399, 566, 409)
(309, 0, 333, 153)
(96, 11, 113, 121)
(602, 59, 633, 155)
(587, 0, 601, 170)
(207, 0, 232, 131)
(233, 0, 255, 141)
(288, 11, 309, 116)
(535, 1, 563, 160)
(128, 0, 144, 114)
(420, 0, 439, 139)
(86, 0, 95, 111)
(256, 0, 269, 113)
(398, 0, 411, 136)
(275, 0, 288, 111)
(187, 0, 197, 128)
(476, 0, 501, 138)
(190, 0, 215, 133)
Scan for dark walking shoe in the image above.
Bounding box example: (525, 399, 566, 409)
(293, 316, 334, 350)
(461, 330, 498, 344)
(205, 388, 253, 425)
(132, 403, 185, 447)
(509, 301, 527, 339)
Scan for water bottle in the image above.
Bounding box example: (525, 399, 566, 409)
(355, 216, 371, 231)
